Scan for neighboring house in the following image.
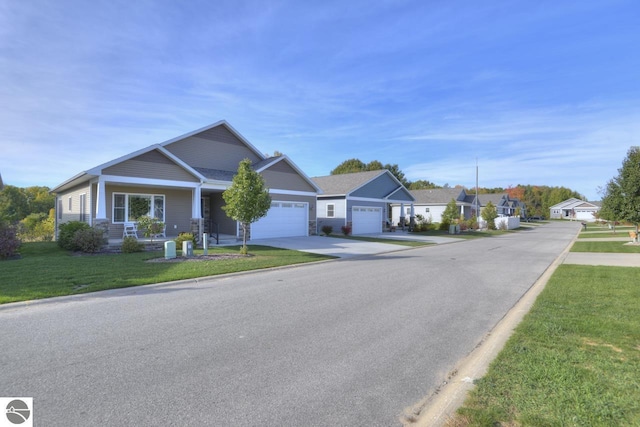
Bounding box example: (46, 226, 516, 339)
(391, 188, 472, 225)
(549, 198, 600, 222)
(312, 170, 414, 234)
(51, 120, 321, 242)
(391, 189, 526, 224)
(470, 193, 526, 218)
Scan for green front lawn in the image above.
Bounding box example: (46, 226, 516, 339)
(571, 241, 640, 253)
(454, 265, 640, 426)
(0, 242, 333, 304)
(450, 235, 640, 426)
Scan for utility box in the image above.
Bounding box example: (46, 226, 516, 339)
(164, 241, 176, 259)
(182, 240, 194, 257)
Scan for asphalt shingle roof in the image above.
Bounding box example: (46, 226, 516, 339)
(312, 170, 386, 195)
(410, 188, 465, 204)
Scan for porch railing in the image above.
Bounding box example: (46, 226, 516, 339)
(208, 220, 219, 245)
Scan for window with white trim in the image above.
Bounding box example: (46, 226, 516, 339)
(80, 194, 86, 222)
(327, 204, 335, 218)
(112, 193, 165, 223)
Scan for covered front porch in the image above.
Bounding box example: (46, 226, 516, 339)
(90, 177, 240, 243)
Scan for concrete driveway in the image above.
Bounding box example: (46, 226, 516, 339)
(252, 232, 462, 258)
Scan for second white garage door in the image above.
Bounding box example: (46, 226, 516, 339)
(251, 201, 308, 239)
(352, 206, 382, 235)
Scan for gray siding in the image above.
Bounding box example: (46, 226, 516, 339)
(105, 185, 193, 240)
(103, 150, 199, 182)
(351, 174, 398, 198)
(261, 161, 316, 192)
(389, 187, 414, 202)
(164, 126, 262, 170)
(209, 193, 237, 235)
(57, 183, 92, 226)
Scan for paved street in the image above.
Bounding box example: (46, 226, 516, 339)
(0, 222, 580, 426)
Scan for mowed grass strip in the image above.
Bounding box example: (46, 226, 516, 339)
(0, 242, 333, 304)
(452, 265, 640, 426)
(571, 241, 640, 253)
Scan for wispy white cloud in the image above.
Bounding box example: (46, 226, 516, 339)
(1, 0, 639, 203)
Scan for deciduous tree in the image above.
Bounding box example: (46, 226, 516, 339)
(222, 159, 272, 254)
(482, 201, 498, 230)
(601, 146, 640, 231)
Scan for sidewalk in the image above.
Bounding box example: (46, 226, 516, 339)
(565, 234, 640, 267)
(563, 252, 640, 267)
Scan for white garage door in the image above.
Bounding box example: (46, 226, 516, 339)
(251, 201, 308, 239)
(352, 206, 382, 235)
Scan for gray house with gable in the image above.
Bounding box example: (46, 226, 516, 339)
(313, 170, 414, 235)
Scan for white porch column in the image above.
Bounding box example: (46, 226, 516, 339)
(192, 186, 202, 218)
(96, 178, 107, 218)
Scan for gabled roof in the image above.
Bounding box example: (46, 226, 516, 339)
(410, 188, 468, 204)
(549, 197, 600, 209)
(478, 193, 509, 206)
(51, 120, 296, 193)
(550, 198, 600, 210)
(254, 156, 322, 193)
(312, 170, 388, 196)
(51, 145, 205, 193)
(160, 120, 266, 162)
(312, 170, 413, 201)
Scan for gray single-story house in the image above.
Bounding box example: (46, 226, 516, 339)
(51, 120, 321, 242)
(549, 198, 600, 222)
(312, 170, 414, 234)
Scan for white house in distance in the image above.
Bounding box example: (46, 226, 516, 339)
(549, 198, 601, 222)
(390, 189, 526, 225)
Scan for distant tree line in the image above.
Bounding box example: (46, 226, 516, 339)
(330, 158, 584, 218)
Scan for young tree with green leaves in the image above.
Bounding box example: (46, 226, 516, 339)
(441, 198, 460, 228)
(482, 201, 498, 230)
(222, 159, 272, 254)
(601, 146, 640, 232)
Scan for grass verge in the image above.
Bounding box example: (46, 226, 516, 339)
(0, 242, 334, 304)
(571, 241, 640, 253)
(451, 264, 640, 426)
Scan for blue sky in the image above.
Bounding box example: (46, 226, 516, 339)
(1, 0, 638, 200)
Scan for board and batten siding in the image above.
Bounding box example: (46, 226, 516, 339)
(351, 174, 398, 198)
(105, 185, 193, 240)
(103, 150, 199, 182)
(261, 161, 317, 193)
(164, 126, 261, 170)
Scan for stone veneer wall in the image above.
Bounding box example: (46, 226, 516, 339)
(190, 218, 203, 243)
(93, 218, 110, 242)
